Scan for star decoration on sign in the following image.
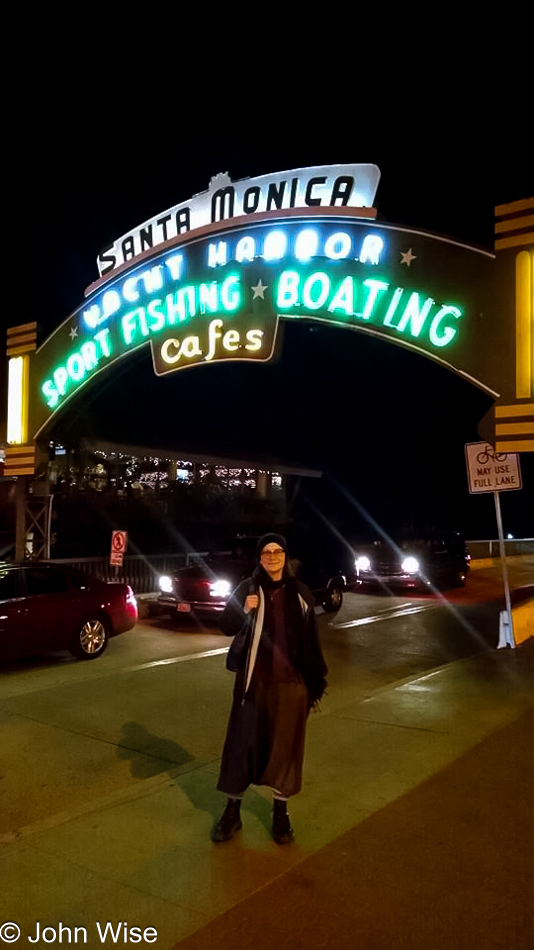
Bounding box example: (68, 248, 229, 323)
(252, 279, 268, 300)
(400, 248, 416, 267)
(69, 326, 78, 340)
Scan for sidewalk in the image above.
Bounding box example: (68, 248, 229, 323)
(2, 642, 533, 950)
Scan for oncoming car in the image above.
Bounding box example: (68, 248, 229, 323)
(157, 536, 346, 620)
(0, 563, 138, 661)
(351, 531, 470, 593)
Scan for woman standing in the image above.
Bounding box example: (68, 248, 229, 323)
(212, 533, 328, 845)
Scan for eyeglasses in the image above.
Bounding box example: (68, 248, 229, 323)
(261, 548, 285, 558)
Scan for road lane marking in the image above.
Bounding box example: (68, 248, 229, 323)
(331, 602, 439, 629)
(124, 647, 229, 672)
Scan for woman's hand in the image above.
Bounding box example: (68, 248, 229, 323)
(244, 594, 259, 614)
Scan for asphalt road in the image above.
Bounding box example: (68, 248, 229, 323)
(0, 559, 532, 840)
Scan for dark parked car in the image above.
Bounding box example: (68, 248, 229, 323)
(350, 530, 470, 592)
(157, 535, 346, 619)
(0, 563, 138, 661)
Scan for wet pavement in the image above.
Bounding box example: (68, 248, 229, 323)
(1, 632, 532, 949)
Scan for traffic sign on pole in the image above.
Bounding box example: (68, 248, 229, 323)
(465, 443, 522, 648)
(110, 530, 128, 566)
(465, 442, 522, 494)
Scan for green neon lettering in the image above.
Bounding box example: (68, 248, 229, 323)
(66, 353, 86, 382)
(42, 379, 59, 408)
(361, 279, 388, 320)
(328, 276, 354, 315)
(81, 341, 98, 370)
(221, 275, 241, 311)
(121, 310, 141, 345)
(383, 288, 404, 327)
(429, 306, 461, 346)
(199, 282, 219, 313)
(277, 271, 300, 308)
(53, 366, 68, 395)
(147, 299, 165, 333)
(302, 272, 330, 310)
(396, 293, 435, 337)
(94, 328, 112, 357)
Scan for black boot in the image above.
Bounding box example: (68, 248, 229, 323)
(211, 797, 243, 842)
(272, 799, 294, 844)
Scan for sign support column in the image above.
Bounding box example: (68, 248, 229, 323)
(494, 491, 515, 648)
(465, 442, 522, 649)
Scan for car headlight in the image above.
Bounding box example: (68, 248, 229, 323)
(355, 555, 371, 572)
(401, 556, 419, 574)
(209, 579, 232, 598)
(158, 575, 174, 593)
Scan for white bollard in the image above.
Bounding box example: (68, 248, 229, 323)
(497, 609, 515, 649)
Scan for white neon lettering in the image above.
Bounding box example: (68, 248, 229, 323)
(245, 329, 263, 350)
(205, 319, 224, 361)
(236, 236, 256, 263)
(295, 229, 319, 261)
(161, 338, 181, 364)
(324, 232, 352, 260)
(124, 277, 140, 303)
(102, 290, 121, 318)
(223, 329, 240, 351)
(263, 230, 287, 261)
(142, 266, 164, 293)
(165, 254, 184, 281)
(208, 242, 228, 268)
(83, 304, 101, 329)
(359, 235, 384, 265)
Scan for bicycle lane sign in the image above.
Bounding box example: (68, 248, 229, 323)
(465, 442, 522, 494)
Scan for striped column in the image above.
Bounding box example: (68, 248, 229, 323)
(494, 198, 534, 453)
(5, 322, 38, 476)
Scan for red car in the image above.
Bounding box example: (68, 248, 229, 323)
(0, 563, 137, 661)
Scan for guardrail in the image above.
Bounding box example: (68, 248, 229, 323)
(45, 553, 208, 594)
(42, 540, 534, 595)
(466, 538, 534, 559)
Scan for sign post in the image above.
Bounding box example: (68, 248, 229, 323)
(465, 443, 522, 648)
(110, 530, 128, 573)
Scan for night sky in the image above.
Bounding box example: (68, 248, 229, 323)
(3, 61, 533, 541)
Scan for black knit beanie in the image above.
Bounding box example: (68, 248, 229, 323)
(256, 533, 289, 560)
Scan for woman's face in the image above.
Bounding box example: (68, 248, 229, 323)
(260, 543, 286, 580)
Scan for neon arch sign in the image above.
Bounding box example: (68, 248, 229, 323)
(29, 186, 496, 439)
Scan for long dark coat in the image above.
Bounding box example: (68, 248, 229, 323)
(216, 569, 328, 798)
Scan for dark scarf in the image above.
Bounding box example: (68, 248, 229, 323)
(253, 565, 312, 679)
